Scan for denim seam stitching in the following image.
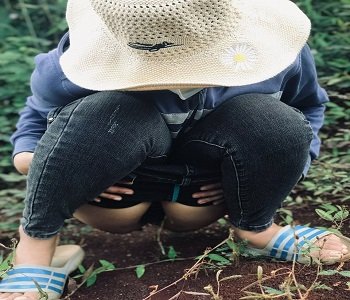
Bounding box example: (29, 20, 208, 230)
(227, 150, 244, 227)
(147, 154, 168, 159)
(24, 98, 85, 237)
(179, 139, 245, 226)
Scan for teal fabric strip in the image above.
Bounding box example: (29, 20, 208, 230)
(172, 184, 181, 202)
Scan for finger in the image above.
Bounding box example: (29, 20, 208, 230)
(197, 195, 223, 204)
(198, 199, 224, 206)
(100, 192, 122, 201)
(105, 186, 134, 194)
(213, 199, 225, 205)
(199, 195, 223, 202)
(117, 180, 134, 185)
(199, 182, 222, 191)
(94, 197, 101, 203)
(192, 189, 223, 198)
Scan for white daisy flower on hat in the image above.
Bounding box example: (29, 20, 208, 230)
(222, 44, 258, 72)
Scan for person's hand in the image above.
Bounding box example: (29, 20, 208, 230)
(94, 181, 134, 202)
(13, 152, 34, 175)
(192, 182, 224, 205)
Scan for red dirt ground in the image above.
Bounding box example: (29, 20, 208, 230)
(53, 204, 350, 300)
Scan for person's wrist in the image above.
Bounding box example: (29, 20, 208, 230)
(13, 152, 34, 175)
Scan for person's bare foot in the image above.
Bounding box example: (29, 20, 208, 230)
(0, 226, 57, 300)
(234, 223, 348, 261)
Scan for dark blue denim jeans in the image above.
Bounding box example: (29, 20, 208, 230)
(21, 91, 313, 238)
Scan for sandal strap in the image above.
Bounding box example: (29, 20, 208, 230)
(0, 266, 67, 295)
(269, 225, 328, 261)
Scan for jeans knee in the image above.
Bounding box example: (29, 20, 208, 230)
(56, 90, 172, 156)
(269, 105, 313, 160)
(229, 95, 313, 156)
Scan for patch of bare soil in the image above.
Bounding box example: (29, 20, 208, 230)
(61, 204, 350, 300)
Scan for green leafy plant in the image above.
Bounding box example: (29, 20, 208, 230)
(167, 246, 177, 260)
(315, 203, 349, 231)
(74, 259, 116, 287)
(135, 264, 145, 279)
(0, 239, 17, 278)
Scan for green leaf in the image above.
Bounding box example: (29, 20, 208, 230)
(0, 173, 25, 183)
(217, 218, 228, 225)
(226, 240, 239, 252)
(313, 283, 333, 291)
(207, 254, 230, 264)
(135, 265, 145, 278)
(99, 259, 116, 270)
(327, 77, 345, 85)
(315, 209, 334, 221)
(167, 246, 177, 260)
(320, 203, 338, 212)
(0, 252, 13, 273)
(81, 264, 95, 283)
(86, 274, 97, 287)
(263, 286, 285, 295)
(334, 211, 347, 221)
(78, 264, 86, 274)
(319, 270, 338, 276)
(338, 271, 350, 277)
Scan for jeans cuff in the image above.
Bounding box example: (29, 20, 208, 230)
(21, 218, 61, 240)
(230, 218, 274, 232)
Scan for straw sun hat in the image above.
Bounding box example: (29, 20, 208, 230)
(60, 0, 311, 91)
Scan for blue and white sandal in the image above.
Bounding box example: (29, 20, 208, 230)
(0, 245, 85, 299)
(242, 225, 350, 265)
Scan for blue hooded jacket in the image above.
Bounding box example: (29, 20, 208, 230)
(11, 33, 329, 176)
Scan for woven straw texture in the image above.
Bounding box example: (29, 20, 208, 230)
(60, 0, 311, 91)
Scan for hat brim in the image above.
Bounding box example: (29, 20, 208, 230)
(60, 0, 310, 91)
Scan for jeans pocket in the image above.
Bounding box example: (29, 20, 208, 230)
(47, 99, 85, 127)
(47, 106, 64, 127)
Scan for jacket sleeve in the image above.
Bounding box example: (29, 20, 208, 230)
(280, 44, 329, 176)
(10, 35, 94, 157)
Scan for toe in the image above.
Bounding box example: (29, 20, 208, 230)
(0, 292, 39, 300)
(321, 250, 343, 259)
(0, 293, 24, 300)
(313, 234, 349, 261)
(316, 234, 346, 251)
(14, 292, 38, 300)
